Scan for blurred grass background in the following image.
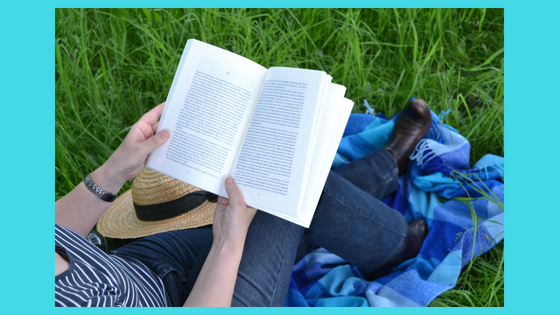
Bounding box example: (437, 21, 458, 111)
(55, 8, 504, 307)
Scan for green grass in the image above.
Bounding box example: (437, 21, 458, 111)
(55, 8, 504, 307)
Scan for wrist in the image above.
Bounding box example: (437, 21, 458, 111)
(91, 164, 126, 195)
(209, 237, 245, 269)
(212, 234, 246, 253)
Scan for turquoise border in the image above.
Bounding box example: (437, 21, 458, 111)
(47, 0, 510, 8)
(5, 0, 556, 312)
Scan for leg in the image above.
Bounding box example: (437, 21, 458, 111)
(334, 149, 399, 201)
(300, 148, 405, 273)
(113, 212, 316, 307)
(115, 218, 304, 307)
(113, 226, 213, 306)
(304, 170, 407, 273)
(231, 211, 304, 306)
(305, 99, 432, 274)
(229, 170, 408, 305)
(183, 215, 312, 307)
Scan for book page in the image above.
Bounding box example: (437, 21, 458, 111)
(298, 97, 354, 227)
(298, 84, 347, 215)
(147, 39, 268, 195)
(259, 97, 353, 227)
(230, 67, 329, 217)
(294, 75, 331, 218)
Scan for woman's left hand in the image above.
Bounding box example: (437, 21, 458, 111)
(213, 177, 257, 244)
(185, 177, 257, 307)
(100, 103, 171, 188)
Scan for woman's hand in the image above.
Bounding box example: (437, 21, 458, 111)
(100, 103, 171, 189)
(56, 103, 170, 237)
(212, 177, 257, 243)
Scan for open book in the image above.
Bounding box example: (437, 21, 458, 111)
(147, 39, 353, 227)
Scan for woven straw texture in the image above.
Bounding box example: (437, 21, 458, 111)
(97, 169, 215, 239)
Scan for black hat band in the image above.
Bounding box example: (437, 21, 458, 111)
(134, 191, 218, 221)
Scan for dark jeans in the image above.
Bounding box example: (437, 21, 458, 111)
(114, 149, 407, 306)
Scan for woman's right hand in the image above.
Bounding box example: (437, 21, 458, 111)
(99, 103, 171, 192)
(55, 103, 170, 238)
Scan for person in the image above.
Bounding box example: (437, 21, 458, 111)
(55, 99, 432, 307)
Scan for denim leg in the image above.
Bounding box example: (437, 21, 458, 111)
(334, 149, 399, 200)
(231, 148, 406, 300)
(304, 170, 407, 273)
(232, 210, 304, 307)
(114, 214, 307, 307)
(113, 227, 213, 306)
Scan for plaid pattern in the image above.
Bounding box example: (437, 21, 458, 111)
(286, 106, 504, 307)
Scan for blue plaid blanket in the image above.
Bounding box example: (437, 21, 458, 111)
(285, 102, 504, 307)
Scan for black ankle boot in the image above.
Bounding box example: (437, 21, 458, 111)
(383, 99, 431, 175)
(366, 219, 428, 280)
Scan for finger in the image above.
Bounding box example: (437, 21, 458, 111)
(223, 177, 246, 209)
(151, 121, 159, 135)
(135, 121, 156, 141)
(139, 103, 165, 126)
(217, 196, 229, 205)
(141, 129, 171, 155)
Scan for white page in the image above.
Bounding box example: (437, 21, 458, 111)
(230, 67, 328, 218)
(298, 97, 354, 227)
(147, 39, 268, 195)
(298, 83, 347, 217)
(294, 76, 332, 217)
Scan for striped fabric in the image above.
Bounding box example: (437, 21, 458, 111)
(55, 224, 169, 307)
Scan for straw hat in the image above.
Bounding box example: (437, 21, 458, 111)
(97, 168, 216, 239)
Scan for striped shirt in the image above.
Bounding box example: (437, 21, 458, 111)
(55, 224, 169, 307)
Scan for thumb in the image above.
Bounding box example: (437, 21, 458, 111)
(144, 129, 170, 153)
(224, 177, 246, 209)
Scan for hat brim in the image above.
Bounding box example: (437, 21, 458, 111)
(97, 190, 215, 239)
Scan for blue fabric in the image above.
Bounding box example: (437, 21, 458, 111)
(286, 109, 504, 307)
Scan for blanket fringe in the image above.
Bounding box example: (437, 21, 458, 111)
(471, 160, 505, 180)
(410, 140, 452, 174)
(411, 139, 505, 179)
(363, 100, 375, 116)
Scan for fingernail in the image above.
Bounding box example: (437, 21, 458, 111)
(160, 129, 170, 138)
(225, 177, 234, 185)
